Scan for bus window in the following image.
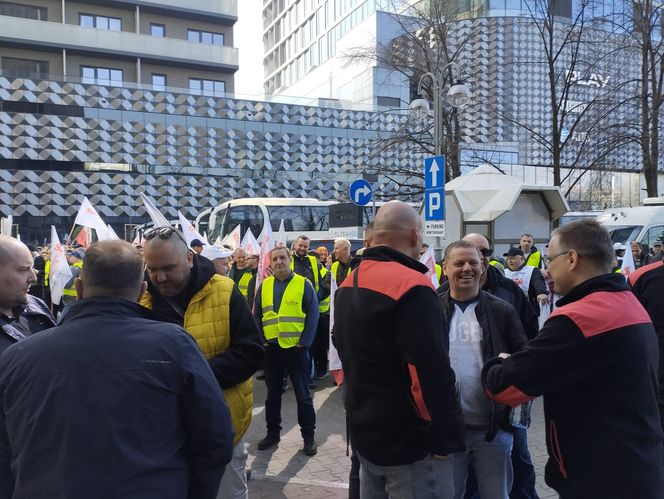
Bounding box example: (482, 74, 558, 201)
(227, 205, 264, 238)
(269, 206, 330, 232)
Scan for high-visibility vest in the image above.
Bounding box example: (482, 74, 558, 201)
(526, 250, 542, 269)
(62, 261, 83, 297)
(238, 271, 254, 298)
(290, 254, 319, 291)
(261, 274, 307, 349)
(44, 260, 51, 287)
(318, 266, 330, 313)
(435, 263, 442, 283)
(489, 259, 505, 271)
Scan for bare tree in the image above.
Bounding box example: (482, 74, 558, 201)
(629, 0, 664, 196)
(502, 0, 635, 196)
(344, 0, 482, 192)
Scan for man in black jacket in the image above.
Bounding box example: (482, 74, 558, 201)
(483, 220, 664, 499)
(0, 240, 234, 499)
(334, 201, 464, 499)
(0, 235, 55, 354)
(629, 259, 664, 436)
(438, 240, 527, 499)
(440, 234, 539, 499)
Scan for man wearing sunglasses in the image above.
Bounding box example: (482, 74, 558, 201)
(483, 220, 664, 498)
(141, 227, 264, 499)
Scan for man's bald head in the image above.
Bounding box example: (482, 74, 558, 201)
(462, 233, 490, 250)
(371, 201, 423, 259)
(78, 240, 146, 301)
(0, 235, 31, 266)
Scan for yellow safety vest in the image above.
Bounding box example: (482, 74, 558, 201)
(261, 274, 307, 349)
(435, 263, 442, 283)
(318, 266, 330, 313)
(44, 260, 51, 287)
(238, 271, 253, 298)
(489, 259, 505, 271)
(62, 261, 83, 297)
(290, 254, 319, 291)
(526, 251, 542, 269)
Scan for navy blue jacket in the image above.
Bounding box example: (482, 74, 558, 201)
(0, 297, 233, 499)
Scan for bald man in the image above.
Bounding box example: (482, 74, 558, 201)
(333, 201, 464, 498)
(0, 235, 55, 354)
(0, 240, 233, 499)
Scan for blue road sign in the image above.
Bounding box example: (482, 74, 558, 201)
(424, 156, 445, 190)
(424, 156, 446, 223)
(348, 179, 373, 207)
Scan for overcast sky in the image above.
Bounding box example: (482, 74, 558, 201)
(234, 1, 265, 99)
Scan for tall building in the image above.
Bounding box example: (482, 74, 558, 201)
(0, 0, 238, 94)
(262, 0, 409, 108)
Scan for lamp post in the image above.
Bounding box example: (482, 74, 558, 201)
(409, 61, 472, 160)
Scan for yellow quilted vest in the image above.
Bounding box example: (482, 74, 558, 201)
(140, 275, 253, 446)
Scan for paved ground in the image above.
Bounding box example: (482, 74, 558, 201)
(245, 375, 556, 498)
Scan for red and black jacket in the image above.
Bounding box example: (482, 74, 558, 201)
(482, 273, 664, 498)
(333, 246, 465, 466)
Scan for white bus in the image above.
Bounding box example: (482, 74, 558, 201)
(596, 197, 664, 249)
(208, 198, 338, 244)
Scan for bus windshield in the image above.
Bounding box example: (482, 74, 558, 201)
(268, 206, 329, 232)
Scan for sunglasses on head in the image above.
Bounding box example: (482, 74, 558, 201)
(143, 227, 188, 245)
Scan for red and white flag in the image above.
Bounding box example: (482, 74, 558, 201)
(256, 216, 275, 294)
(419, 246, 440, 288)
(220, 224, 242, 250)
(74, 226, 91, 249)
(49, 226, 73, 305)
(241, 229, 261, 256)
(275, 219, 287, 246)
(178, 211, 209, 247)
(139, 192, 171, 228)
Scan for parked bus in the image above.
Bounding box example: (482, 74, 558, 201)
(208, 198, 337, 244)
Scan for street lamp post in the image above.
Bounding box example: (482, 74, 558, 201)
(409, 61, 472, 161)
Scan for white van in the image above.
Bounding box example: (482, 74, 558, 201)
(208, 198, 337, 243)
(596, 197, 664, 248)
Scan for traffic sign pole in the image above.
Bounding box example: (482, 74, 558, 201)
(424, 156, 446, 238)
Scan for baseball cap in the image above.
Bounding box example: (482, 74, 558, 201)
(201, 246, 233, 261)
(67, 250, 84, 259)
(190, 239, 204, 248)
(613, 242, 627, 251)
(503, 248, 524, 257)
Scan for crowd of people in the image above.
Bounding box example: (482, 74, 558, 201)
(0, 206, 662, 499)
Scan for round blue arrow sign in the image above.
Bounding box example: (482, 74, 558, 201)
(348, 179, 373, 207)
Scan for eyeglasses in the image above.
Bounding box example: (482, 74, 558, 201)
(479, 248, 493, 257)
(543, 250, 570, 266)
(144, 227, 188, 246)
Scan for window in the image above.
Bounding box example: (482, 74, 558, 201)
(268, 206, 330, 232)
(81, 66, 123, 86)
(189, 78, 225, 96)
(0, 1, 46, 20)
(1, 57, 49, 79)
(643, 226, 664, 249)
(151, 73, 166, 91)
(79, 13, 121, 31)
(225, 206, 264, 240)
(150, 23, 165, 37)
(187, 29, 224, 46)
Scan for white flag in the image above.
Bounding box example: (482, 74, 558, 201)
(0, 216, 12, 236)
(257, 219, 276, 294)
(178, 211, 209, 247)
(220, 224, 242, 250)
(74, 197, 108, 235)
(328, 273, 344, 385)
(241, 229, 261, 256)
(105, 224, 120, 240)
(139, 192, 171, 228)
(419, 246, 440, 288)
(619, 242, 637, 279)
(276, 219, 287, 246)
(49, 225, 73, 305)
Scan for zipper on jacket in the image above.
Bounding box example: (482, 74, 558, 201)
(549, 420, 568, 479)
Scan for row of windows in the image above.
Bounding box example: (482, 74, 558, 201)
(0, 0, 46, 20)
(79, 13, 121, 31)
(1, 57, 226, 96)
(265, 0, 375, 94)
